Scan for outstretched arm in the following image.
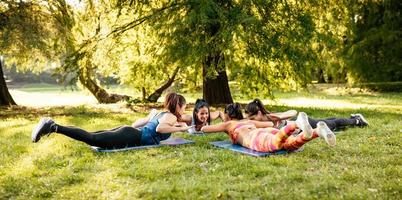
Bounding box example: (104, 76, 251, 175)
(201, 122, 229, 133)
(249, 120, 274, 128)
(268, 110, 298, 120)
(210, 111, 224, 121)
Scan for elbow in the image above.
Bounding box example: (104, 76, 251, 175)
(156, 125, 163, 133)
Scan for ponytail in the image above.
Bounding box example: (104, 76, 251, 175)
(224, 103, 244, 120)
(164, 92, 186, 120)
(245, 98, 270, 116)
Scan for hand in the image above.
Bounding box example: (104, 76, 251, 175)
(180, 125, 195, 131)
(174, 122, 188, 127)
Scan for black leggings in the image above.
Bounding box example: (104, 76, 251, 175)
(308, 117, 357, 130)
(55, 125, 142, 148)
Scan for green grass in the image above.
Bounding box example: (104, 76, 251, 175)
(0, 88, 401, 199)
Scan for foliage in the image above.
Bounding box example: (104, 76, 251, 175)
(344, 0, 402, 82)
(3, 64, 60, 84)
(2, 0, 400, 102)
(112, 0, 351, 98)
(0, 0, 57, 70)
(352, 81, 402, 92)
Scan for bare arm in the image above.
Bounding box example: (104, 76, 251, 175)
(210, 111, 223, 121)
(132, 109, 159, 128)
(180, 114, 193, 125)
(249, 120, 274, 128)
(201, 122, 229, 133)
(132, 117, 149, 128)
(156, 113, 193, 133)
(268, 110, 298, 120)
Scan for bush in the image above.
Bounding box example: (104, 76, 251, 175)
(352, 82, 402, 92)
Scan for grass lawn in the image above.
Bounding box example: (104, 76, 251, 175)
(0, 86, 401, 199)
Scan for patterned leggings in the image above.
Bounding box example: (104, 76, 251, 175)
(238, 124, 318, 152)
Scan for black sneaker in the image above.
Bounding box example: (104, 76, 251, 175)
(31, 118, 55, 143)
(351, 113, 369, 127)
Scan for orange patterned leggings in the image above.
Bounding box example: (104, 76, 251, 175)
(237, 124, 318, 152)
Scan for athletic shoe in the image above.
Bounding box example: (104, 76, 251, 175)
(31, 117, 55, 143)
(316, 121, 336, 147)
(275, 120, 287, 129)
(351, 113, 369, 127)
(296, 112, 313, 139)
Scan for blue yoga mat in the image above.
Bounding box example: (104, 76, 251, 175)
(210, 141, 303, 157)
(91, 138, 195, 153)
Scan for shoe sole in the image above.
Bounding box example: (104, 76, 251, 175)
(317, 122, 336, 146)
(296, 112, 313, 139)
(31, 118, 48, 143)
(356, 114, 369, 126)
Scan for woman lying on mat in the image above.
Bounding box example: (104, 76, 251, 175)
(200, 103, 336, 153)
(245, 98, 369, 130)
(31, 92, 193, 149)
(181, 99, 224, 135)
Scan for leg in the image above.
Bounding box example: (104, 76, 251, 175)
(308, 116, 359, 130)
(280, 113, 317, 151)
(283, 121, 336, 150)
(264, 124, 298, 152)
(238, 123, 298, 152)
(307, 117, 321, 129)
(283, 131, 319, 150)
(55, 125, 142, 148)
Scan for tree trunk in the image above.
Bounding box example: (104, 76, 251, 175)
(78, 69, 130, 103)
(0, 57, 17, 106)
(317, 68, 326, 83)
(203, 54, 233, 105)
(147, 66, 180, 102)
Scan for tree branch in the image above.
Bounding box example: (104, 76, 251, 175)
(107, 2, 185, 38)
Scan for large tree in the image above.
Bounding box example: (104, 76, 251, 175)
(0, 57, 16, 106)
(51, 0, 182, 103)
(1, 0, 186, 104)
(112, 0, 342, 104)
(0, 0, 55, 106)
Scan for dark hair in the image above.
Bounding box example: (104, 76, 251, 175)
(224, 103, 244, 120)
(164, 92, 186, 120)
(245, 98, 270, 116)
(193, 99, 211, 131)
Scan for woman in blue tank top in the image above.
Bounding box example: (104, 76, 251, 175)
(31, 93, 193, 149)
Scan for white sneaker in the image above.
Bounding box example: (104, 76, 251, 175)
(316, 121, 336, 146)
(296, 112, 313, 139)
(31, 117, 55, 143)
(351, 113, 369, 126)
